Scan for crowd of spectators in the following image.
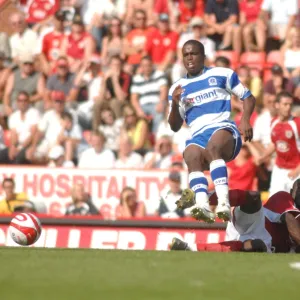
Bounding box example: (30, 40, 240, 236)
(0, 0, 299, 216)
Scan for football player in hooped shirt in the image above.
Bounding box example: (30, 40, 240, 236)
(168, 40, 256, 222)
(258, 91, 300, 195)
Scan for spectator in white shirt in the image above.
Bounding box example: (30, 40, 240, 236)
(26, 90, 76, 163)
(115, 134, 144, 169)
(144, 135, 173, 169)
(95, 105, 123, 152)
(78, 130, 116, 169)
(75, 55, 103, 130)
(9, 12, 39, 62)
(261, 0, 298, 42)
(0, 91, 40, 164)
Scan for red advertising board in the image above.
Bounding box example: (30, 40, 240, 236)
(0, 225, 226, 250)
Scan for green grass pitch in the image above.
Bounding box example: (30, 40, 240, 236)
(0, 248, 299, 300)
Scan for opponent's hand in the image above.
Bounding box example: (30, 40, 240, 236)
(239, 118, 253, 142)
(172, 85, 184, 105)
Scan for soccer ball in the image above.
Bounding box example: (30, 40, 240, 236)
(9, 213, 42, 246)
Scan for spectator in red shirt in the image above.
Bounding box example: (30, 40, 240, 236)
(239, 0, 265, 51)
(97, 55, 131, 118)
(60, 14, 96, 72)
(227, 144, 257, 190)
(124, 10, 154, 70)
(39, 10, 66, 75)
(26, 0, 59, 26)
(177, 0, 204, 32)
(145, 13, 179, 71)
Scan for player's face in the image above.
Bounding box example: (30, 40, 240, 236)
(182, 44, 205, 76)
(276, 97, 293, 119)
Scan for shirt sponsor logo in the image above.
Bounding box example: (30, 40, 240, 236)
(276, 140, 290, 153)
(194, 90, 217, 103)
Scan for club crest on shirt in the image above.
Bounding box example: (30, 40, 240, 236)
(285, 130, 293, 139)
(276, 140, 289, 153)
(208, 77, 217, 86)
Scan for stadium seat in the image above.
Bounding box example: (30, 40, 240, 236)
(263, 68, 273, 83)
(266, 50, 281, 66)
(216, 51, 240, 69)
(3, 130, 11, 147)
(83, 130, 92, 143)
(240, 52, 266, 70)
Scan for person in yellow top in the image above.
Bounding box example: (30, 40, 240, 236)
(0, 178, 30, 214)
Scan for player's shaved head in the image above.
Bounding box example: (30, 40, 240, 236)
(183, 40, 205, 55)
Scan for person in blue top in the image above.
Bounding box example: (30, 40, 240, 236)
(168, 40, 255, 222)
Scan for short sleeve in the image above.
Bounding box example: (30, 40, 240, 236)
(169, 32, 179, 51)
(29, 109, 40, 126)
(226, 70, 252, 100)
(38, 114, 48, 132)
(252, 117, 262, 142)
(130, 75, 140, 94)
(8, 114, 16, 130)
(157, 72, 168, 87)
(288, 0, 298, 15)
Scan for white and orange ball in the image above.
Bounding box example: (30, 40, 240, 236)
(9, 213, 42, 246)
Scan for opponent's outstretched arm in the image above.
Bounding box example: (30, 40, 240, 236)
(168, 85, 184, 132)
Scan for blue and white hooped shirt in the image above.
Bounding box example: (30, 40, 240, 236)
(168, 67, 252, 137)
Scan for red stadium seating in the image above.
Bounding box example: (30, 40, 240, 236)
(240, 52, 266, 70)
(216, 51, 240, 69)
(266, 50, 281, 66)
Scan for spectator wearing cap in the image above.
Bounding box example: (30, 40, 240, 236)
(78, 131, 116, 169)
(97, 55, 131, 118)
(65, 183, 99, 216)
(173, 16, 216, 82)
(239, 0, 265, 52)
(264, 65, 295, 106)
(0, 52, 11, 102)
(215, 56, 230, 68)
(115, 134, 144, 169)
(116, 186, 146, 218)
(260, 0, 298, 45)
(60, 14, 96, 73)
(130, 56, 168, 132)
(26, 90, 76, 163)
(45, 56, 80, 108)
(157, 171, 185, 218)
(0, 91, 40, 165)
(9, 12, 39, 62)
(39, 10, 67, 75)
(144, 135, 173, 169)
(144, 13, 179, 72)
(101, 17, 125, 68)
(123, 10, 154, 70)
(177, 0, 205, 32)
(73, 55, 103, 130)
(0, 32, 11, 59)
(3, 53, 45, 116)
(204, 0, 241, 54)
(126, 0, 155, 27)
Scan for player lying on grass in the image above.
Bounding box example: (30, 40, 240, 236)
(171, 190, 271, 252)
(172, 180, 300, 253)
